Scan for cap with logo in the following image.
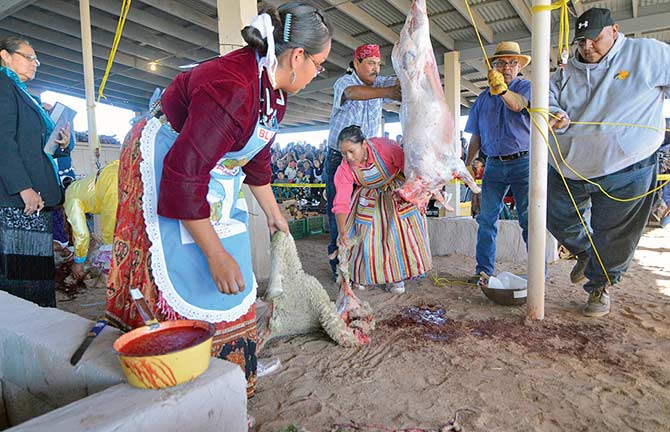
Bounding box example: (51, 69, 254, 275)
(573, 8, 615, 43)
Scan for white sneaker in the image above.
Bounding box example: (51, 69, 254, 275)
(353, 283, 367, 290)
(385, 281, 405, 294)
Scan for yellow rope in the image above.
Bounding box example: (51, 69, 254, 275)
(526, 107, 612, 284)
(531, 0, 571, 63)
(460, 0, 670, 286)
(463, 0, 491, 70)
(97, 0, 132, 104)
(430, 272, 478, 288)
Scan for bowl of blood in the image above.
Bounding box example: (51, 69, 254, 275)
(113, 320, 216, 389)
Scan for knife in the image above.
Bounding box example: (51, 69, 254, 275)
(70, 319, 108, 366)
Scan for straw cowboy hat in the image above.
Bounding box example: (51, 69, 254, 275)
(487, 41, 531, 70)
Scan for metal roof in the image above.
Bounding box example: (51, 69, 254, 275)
(1, 0, 669, 131)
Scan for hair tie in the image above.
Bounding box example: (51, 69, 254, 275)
(250, 13, 278, 87)
(283, 13, 293, 43)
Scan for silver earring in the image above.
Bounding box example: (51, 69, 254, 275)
(290, 71, 296, 84)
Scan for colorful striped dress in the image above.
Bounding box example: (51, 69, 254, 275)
(333, 138, 431, 285)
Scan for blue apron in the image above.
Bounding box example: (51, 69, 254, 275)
(139, 81, 279, 323)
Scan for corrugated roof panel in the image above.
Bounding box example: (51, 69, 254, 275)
(432, 12, 471, 31)
(329, 40, 352, 57)
(355, 32, 392, 47)
(449, 27, 480, 41)
(326, 9, 362, 35)
(641, 28, 670, 41)
(184, 0, 216, 17)
(640, 0, 670, 6)
(356, 0, 406, 26)
(490, 17, 526, 34)
(477, 0, 517, 22)
(427, 0, 454, 15)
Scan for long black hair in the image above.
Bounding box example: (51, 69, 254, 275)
(337, 125, 365, 147)
(241, 2, 332, 57)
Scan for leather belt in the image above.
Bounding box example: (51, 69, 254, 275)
(496, 151, 529, 161)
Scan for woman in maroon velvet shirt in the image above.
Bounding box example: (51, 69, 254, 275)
(107, 2, 332, 397)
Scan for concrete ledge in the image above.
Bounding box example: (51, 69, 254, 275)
(0, 292, 248, 430)
(0, 292, 124, 417)
(6, 360, 247, 432)
(427, 217, 557, 264)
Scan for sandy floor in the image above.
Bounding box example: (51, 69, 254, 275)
(58, 226, 670, 432)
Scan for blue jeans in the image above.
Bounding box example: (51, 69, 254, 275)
(325, 148, 343, 258)
(476, 156, 530, 276)
(546, 153, 657, 293)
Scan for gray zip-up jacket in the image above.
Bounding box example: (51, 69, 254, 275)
(549, 34, 670, 179)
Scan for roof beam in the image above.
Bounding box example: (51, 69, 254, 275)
(0, 0, 36, 19)
(263, 0, 363, 70)
(507, 0, 532, 32)
(36, 41, 171, 87)
(458, 12, 670, 62)
(15, 5, 191, 73)
(31, 81, 142, 111)
(37, 52, 165, 93)
(386, 0, 455, 50)
(322, 0, 399, 44)
(36, 0, 211, 62)
(137, 0, 218, 33)
(571, 0, 584, 17)
(460, 78, 482, 96)
(3, 15, 178, 80)
(446, 0, 494, 43)
(89, 0, 218, 52)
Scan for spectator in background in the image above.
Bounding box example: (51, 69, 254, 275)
(64, 160, 119, 280)
(0, 36, 64, 307)
(296, 169, 309, 184)
(312, 158, 323, 182)
(470, 157, 485, 218)
(302, 159, 313, 178)
(285, 160, 298, 181)
(395, 134, 403, 147)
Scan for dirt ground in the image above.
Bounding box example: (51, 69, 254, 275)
(58, 225, 670, 432)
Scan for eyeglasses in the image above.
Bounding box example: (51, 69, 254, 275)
(13, 51, 40, 66)
(306, 53, 325, 75)
(492, 59, 519, 69)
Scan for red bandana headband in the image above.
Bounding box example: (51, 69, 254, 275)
(354, 44, 381, 61)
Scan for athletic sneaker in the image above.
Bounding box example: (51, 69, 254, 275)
(583, 286, 610, 317)
(385, 281, 405, 294)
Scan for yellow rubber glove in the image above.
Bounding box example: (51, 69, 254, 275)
(488, 70, 508, 96)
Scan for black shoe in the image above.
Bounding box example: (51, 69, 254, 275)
(570, 253, 589, 284)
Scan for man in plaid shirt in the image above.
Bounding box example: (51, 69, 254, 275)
(325, 44, 401, 280)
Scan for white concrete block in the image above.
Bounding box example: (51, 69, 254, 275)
(8, 359, 248, 432)
(2, 378, 56, 426)
(428, 217, 559, 267)
(0, 336, 25, 387)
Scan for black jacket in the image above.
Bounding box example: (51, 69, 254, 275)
(0, 73, 63, 208)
